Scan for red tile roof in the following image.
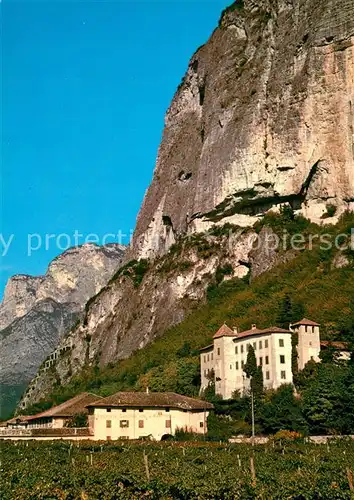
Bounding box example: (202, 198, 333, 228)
(213, 324, 236, 339)
(235, 325, 292, 340)
(199, 344, 214, 351)
(25, 392, 102, 421)
(320, 340, 350, 350)
(86, 392, 214, 410)
(291, 318, 320, 327)
(0, 416, 31, 427)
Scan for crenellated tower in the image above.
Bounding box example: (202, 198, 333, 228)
(290, 318, 321, 370)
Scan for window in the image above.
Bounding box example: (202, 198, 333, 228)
(120, 420, 129, 428)
(241, 360, 244, 368)
(279, 339, 284, 347)
(253, 342, 257, 351)
(107, 436, 111, 441)
(247, 343, 250, 352)
(265, 356, 269, 365)
(265, 340, 268, 348)
(241, 345, 244, 354)
(204, 355, 206, 363)
(207, 354, 209, 362)
(280, 355, 285, 364)
(165, 420, 171, 428)
(259, 357, 263, 366)
(259, 341, 262, 349)
(106, 420, 112, 428)
(204, 369, 207, 376)
(139, 420, 144, 428)
(235, 346, 238, 354)
(217, 348, 220, 356)
(309, 341, 312, 346)
(266, 371, 270, 380)
(236, 361, 239, 370)
(139, 409, 144, 413)
(281, 371, 286, 379)
(106, 408, 111, 413)
(122, 409, 127, 413)
(165, 408, 170, 412)
(230, 364, 232, 369)
(211, 353, 213, 360)
(199, 422, 204, 428)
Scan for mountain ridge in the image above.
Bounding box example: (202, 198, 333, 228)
(0, 243, 124, 418)
(16, 0, 354, 412)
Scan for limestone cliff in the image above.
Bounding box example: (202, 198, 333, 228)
(0, 244, 124, 416)
(132, 0, 354, 259)
(18, 0, 354, 411)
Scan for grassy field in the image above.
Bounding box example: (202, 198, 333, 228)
(1, 439, 354, 499)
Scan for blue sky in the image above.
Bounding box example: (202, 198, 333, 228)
(1, 0, 230, 297)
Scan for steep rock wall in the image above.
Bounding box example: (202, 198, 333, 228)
(132, 0, 354, 259)
(0, 244, 124, 415)
(18, 0, 354, 410)
(19, 228, 267, 409)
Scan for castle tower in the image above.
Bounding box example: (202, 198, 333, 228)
(212, 324, 238, 399)
(291, 318, 321, 370)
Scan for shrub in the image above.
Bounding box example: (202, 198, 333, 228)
(64, 412, 88, 428)
(174, 427, 202, 441)
(322, 204, 337, 219)
(272, 430, 303, 442)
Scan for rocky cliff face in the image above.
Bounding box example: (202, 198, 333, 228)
(0, 244, 124, 415)
(18, 0, 354, 410)
(132, 0, 354, 259)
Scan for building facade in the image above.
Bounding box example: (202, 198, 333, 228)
(87, 392, 213, 441)
(2, 391, 212, 441)
(291, 319, 321, 369)
(11, 392, 102, 429)
(200, 318, 322, 399)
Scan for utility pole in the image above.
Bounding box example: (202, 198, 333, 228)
(251, 390, 255, 446)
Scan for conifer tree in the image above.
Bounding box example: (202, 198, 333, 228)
(276, 294, 305, 379)
(244, 346, 263, 398)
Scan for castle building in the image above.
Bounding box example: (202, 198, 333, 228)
(290, 318, 321, 369)
(200, 318, 322, 399)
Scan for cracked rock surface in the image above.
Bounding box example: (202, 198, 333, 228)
(0, 244, 124, 413)
(132, 0, 354, 259)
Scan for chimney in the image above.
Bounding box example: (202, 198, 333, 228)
(252, 324, 257, 330)
(233, 326, 238, 335)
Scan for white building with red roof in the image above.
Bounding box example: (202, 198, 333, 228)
(200, 318, 323, 399)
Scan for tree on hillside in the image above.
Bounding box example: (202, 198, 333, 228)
(338, 300, 354, 345)
(276, 294, 305, 329)
(276, 294, 292, 329)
